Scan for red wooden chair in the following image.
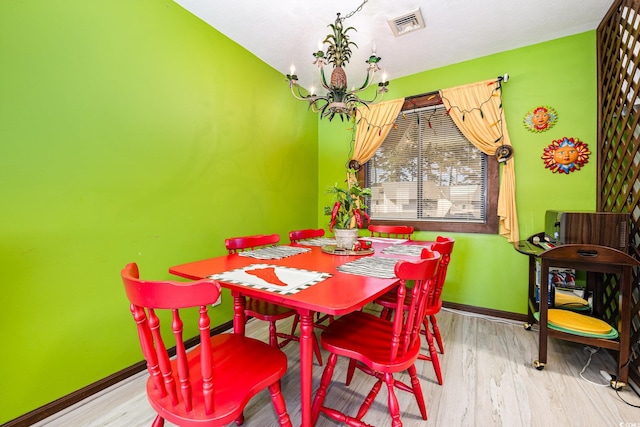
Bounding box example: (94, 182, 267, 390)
(373, 236, 455, 385)
(288, 228, 325, 242)
(226, 233, 322, 366)
(311, 249, 441, 426)
(121, 263, 292, 427)
(368, 224, 414, 239)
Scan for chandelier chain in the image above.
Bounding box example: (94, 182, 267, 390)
(342, 0, 369, 21)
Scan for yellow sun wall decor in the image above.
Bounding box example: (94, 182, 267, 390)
(524, 105, 558, 132)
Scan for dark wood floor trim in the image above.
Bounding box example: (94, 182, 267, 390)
(3, 320, 233, 427)
(443, 301, 529, 323)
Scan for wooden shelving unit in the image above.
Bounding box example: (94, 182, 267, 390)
(515, 236, 640, 384)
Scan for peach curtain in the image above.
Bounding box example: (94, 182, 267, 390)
(440, 79, 519, 242)
(350, 98, 405, 164)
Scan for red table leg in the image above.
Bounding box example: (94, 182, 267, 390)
(232, 292, 246, 335)
(298, 309, 313, 427)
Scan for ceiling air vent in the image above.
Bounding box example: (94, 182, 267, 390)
(388, 8, 425, 37)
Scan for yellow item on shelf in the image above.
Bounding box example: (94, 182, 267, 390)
(554, 292, 589, 308)
(534, 312, 619, 339)
(547, 309, 612, 334)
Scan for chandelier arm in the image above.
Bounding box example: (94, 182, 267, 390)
(350, 83, 387, 104)
(345, 69, 375, 94)
(364, 94, 383, 105)
(310, 98, 329, 113)
(319, 67, 332, 91)
(289, 84, 311, 101)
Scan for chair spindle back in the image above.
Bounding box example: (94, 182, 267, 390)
(121, 262, 221, 416)
(390, 249, 440, 362)
(368, 225, 414, 240)
(427, 236, 455, 308)
(225, 233, 280, 253)
(289, 228, 325, 242)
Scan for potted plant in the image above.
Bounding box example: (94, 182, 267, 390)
(324, 172, 372, 249)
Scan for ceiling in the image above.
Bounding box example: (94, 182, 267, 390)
(173, 0, 612, 90)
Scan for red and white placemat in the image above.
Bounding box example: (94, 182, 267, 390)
(210, 263, 331, 294)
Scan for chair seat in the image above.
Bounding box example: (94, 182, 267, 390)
(246, 298, 296, 320)
(147, 333, 287, 426)
(320, 311, 421, 373)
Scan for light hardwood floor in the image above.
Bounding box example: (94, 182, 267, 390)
(35, 308, 640, 427)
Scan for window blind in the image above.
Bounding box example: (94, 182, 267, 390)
(366, 105, 487, 223)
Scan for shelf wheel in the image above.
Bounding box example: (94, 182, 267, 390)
(611, 380, 626, 390)
(523, 322, 532, 330)
(533, 360, 545, 370)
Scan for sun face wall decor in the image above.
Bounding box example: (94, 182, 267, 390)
(524, 106, 558, 132)
(541, 137, 590, 174)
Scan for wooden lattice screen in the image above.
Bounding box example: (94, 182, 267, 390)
(598, 0, 640, 387)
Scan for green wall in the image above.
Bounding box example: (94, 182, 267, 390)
(0, 0, 598, 421)
(0, 0, 317, 423)
(318, 32, 597, 314)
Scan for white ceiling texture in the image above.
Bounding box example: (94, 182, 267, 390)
(174, 0, 612, 90)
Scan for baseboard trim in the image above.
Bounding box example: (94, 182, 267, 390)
(443, 301, 529, 323)
(3, 320, 233, 427)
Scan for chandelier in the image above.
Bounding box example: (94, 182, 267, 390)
(286, 1, 389, 122)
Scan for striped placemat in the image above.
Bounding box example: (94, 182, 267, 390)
(381, 244, 431, 256)
(295, 237, 337, 247)
(337, 256, 399, 279)
(238, 245, 310, 260)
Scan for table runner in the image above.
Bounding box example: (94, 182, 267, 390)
(337, 256, 399, 279)
(238, 245, 310, 260)
(381, 244, 431, 256)
(210, 264, 331, 295)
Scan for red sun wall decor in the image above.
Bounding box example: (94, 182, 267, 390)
(541, 137, 590, 174)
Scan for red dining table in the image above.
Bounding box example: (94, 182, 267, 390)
(169, 238, 429, 427)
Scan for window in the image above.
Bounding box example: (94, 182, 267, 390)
(362, 93, 498, 234)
